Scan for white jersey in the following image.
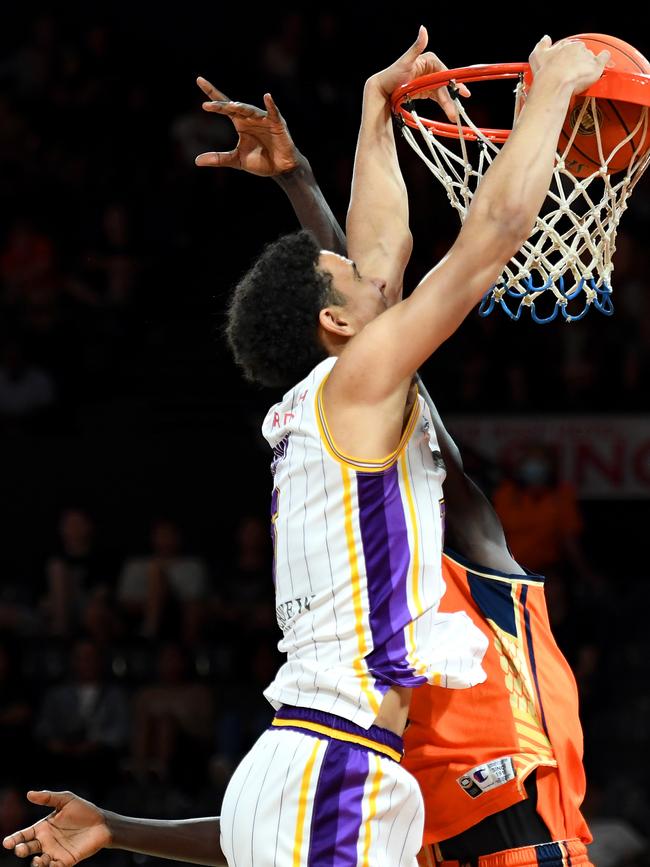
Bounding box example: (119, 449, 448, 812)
(262, 357, 487, 729)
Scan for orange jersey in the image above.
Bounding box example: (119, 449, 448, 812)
(404, 550, 591, 846)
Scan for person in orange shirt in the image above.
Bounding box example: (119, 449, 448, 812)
(493, 445, 584, 575)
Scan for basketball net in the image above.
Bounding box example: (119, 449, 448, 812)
(399, 81, 650, 322)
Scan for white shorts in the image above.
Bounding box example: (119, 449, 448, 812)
(219, 706, 424, 866)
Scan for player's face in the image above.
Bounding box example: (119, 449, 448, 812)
(318, 251, 388, 332)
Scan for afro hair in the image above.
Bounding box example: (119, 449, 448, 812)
(226, 230, 344, 389)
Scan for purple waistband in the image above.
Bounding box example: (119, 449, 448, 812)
(273, 705, 404, 760)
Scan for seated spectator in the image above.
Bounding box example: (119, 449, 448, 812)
(0, 217, 55, 306)
(0, 339, 55, 430)
(44, 507, 114, 637)
(130, 643, 214, 789)
(213, 515, 273, 636)
(493, 444, 593, 579)
(34, 639, 129, 798)
(118, 518, 209, 641)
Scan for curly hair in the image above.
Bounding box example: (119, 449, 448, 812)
(226, 230, 344, 389)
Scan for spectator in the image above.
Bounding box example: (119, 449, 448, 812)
(0, 218, 55, 306)
(130, 643, 214, 789)
(214, 515, 273, 635)
(0, 339, 55, 427)
(118, 518, 210, 641)
(44, 507, 113, 637)
(34, 640, 129, 797)
(492, 444, 592, 578)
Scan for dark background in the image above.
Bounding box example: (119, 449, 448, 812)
(0, 4, 649, 864)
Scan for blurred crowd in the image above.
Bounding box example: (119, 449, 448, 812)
(0, 7, 649, 867)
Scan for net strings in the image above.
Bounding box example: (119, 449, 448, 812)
(399, 82, 650, 323)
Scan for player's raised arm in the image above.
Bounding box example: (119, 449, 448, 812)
(346, 26, 464, 301)
(2, 790, 226, 867)
(328, 37, 609, 409)
(195, 79, 346, 255)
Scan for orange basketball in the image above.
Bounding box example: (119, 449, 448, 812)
(559, 34, 650, 177)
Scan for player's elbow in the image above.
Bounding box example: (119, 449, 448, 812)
(466, 197, 530, 262)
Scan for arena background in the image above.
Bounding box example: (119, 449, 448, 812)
(0, 4, 648, 864)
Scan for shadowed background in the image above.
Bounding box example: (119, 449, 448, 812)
(0, 4, 648, 865)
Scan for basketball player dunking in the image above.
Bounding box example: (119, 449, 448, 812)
(3, 31, 605, 867)
(191, 37, 593, 867)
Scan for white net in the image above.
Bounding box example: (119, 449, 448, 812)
(399, 79, 650, 323)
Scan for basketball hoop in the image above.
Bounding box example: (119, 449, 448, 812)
(392, 50, 650, 323)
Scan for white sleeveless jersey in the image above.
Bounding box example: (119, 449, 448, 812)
(262, 357, 487, 729)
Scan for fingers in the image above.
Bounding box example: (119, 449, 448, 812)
(596, 49, 611, 69)
(4, 827, 37, 849)
(32, 854, 53, 867)
(15, 840, 42, 858)
(403, 24, 428, 61)
(27, 791, 72, 810)
(202, 100, 265, 120)
(195, 150, 239, 168)
(196, 76, 231, 102)
(263, 92, 282, 122)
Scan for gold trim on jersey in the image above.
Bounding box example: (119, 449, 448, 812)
(442, 552, 544, 587)
(315, 374, 420, 472)
(361, 754, 383, 867)
(341, 464, 381, 716)
(292, 738, 321, 867)
(271, 717, 403, 763)
(400, 449, 429, 678)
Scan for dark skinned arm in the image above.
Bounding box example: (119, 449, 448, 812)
(273, 155, 347, 255)
(105, 813, 224, 866)
(2, 791, 226, 867)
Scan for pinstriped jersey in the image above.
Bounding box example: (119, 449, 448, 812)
(262, 357, 488, 730)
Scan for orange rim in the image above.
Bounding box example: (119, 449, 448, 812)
(392, 63, 650, 142)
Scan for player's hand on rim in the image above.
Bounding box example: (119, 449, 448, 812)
(194, 77, 301, 176)
(529, 35, 610, 95)
(369, 25, 470, 122)
(2, 790, 111, 867)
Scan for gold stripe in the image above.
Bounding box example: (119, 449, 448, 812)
(271, 717, 402, 763)
(292, 739, 321, 867)
(442, 552, 544, 586)
(315, 374, 420, 472)
(341, 465, 380, 716)
(400, 451, 428, 677)
(361, 754, 383, 867)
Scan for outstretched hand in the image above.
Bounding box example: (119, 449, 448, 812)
(370, 25, 470, 122)
(529, 35, 610, 95)
(195, 78, 301, 176)
(2, 791, 111, 867)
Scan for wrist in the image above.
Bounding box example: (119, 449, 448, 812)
(365, 75, 390, 100)
(102, 810, 119, 849)
(273, 153, 312, 187)
(529, 66, 575, 99)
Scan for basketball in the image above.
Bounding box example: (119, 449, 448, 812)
(560, 34, 650, 177)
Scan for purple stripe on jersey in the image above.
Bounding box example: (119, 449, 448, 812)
(356, 467, 427, 687)
(307, 739, 369, 866)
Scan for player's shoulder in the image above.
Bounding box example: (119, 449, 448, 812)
(262, 357, 336, 444)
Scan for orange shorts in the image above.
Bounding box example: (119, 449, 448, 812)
(418, 838, 592, 867)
